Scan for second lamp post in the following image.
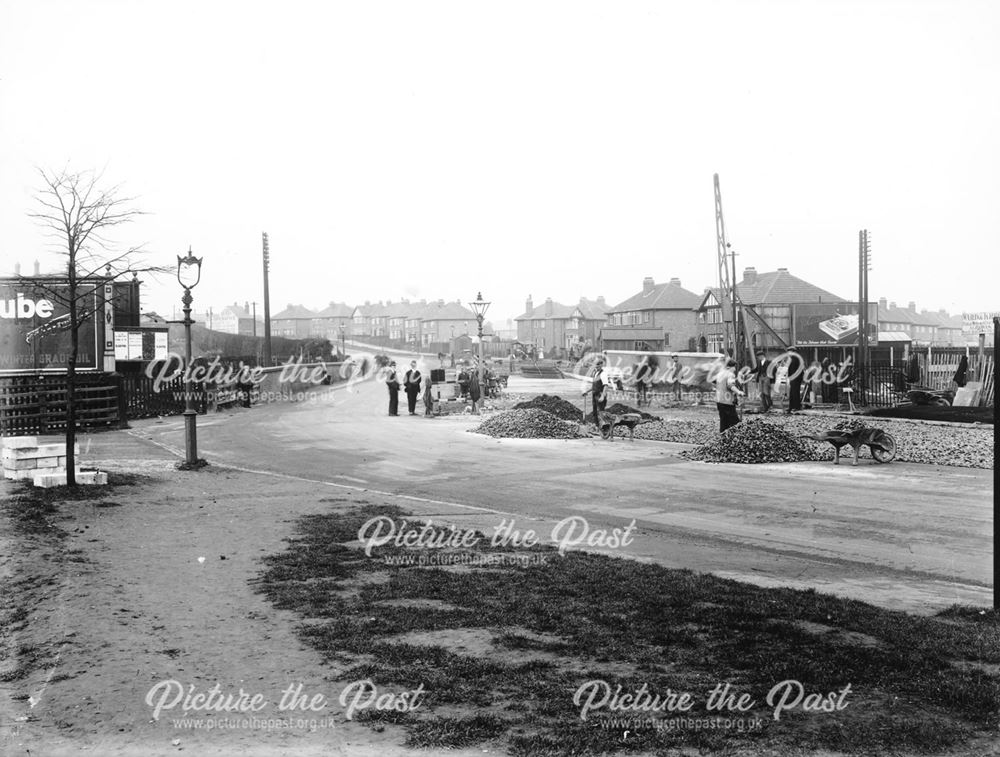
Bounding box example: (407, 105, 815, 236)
(469, 292, 490, 408)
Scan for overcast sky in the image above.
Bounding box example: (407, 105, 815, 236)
(1, 0, 997, 327)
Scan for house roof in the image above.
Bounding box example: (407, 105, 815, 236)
(314, 302, 354, 318)
(731, 269, 845, 306)
(576, 297, 611, 320)
(272, 304, 317, 320)
(877, 303, 941, 326)
(516, 297, 608, 321)
(609, 281, 703, 313)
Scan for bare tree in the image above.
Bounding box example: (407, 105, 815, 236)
(23, 167, 161, 486)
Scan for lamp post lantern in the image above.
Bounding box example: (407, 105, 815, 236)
(469, 292, 491, 411)
(177, 247, 203, 468)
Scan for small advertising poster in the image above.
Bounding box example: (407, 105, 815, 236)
(154, 331, 169, 359)
(114, 331, 130, 360)
(128, 331, 144, 360)
(792, 302, 878, 347)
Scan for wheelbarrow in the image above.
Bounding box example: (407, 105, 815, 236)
(800, 427, 897, 465)
(598, 411, 644, 441)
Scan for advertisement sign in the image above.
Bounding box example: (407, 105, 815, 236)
(0, 281, 101, 371)
(961, 312, 1000, 337)
(792, 303, 878, 347)
(113, 329, 170, 361)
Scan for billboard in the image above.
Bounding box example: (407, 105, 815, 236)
(792, 302, 878, 347)
(0, 281, 101, 371)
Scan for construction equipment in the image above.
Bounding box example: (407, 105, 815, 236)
(713, 175, 789, 367)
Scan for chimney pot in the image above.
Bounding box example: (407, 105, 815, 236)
(776, 267, 788, 273)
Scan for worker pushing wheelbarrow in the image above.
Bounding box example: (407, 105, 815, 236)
(799, 426, 897, 466)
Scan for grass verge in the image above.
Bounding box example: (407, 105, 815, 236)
(255, 503, 1000, 756)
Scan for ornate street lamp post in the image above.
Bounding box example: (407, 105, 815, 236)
(469, 292, 491, 411)
(177, 248, 203, 468)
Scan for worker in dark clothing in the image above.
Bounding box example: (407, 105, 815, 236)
(385, 361, 401, 416)
(403, 361, 422, 415)
(786, 346, 804, 413)
(754, 351, 772, 412)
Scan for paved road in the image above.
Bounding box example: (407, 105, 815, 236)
(88, 366, 992, 614)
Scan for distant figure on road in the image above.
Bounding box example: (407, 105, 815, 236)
(423, 377, 435, 417)
(468, 367, 482, 412)
(458, 365, 471, 398)
(404, 361, 422, 415)
(385, 361, 401, 416)
(715, 358, 745, 433)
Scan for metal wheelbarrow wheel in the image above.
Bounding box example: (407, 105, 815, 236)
(870, 433, 897, 463)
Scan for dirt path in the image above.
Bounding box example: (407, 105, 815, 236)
(0, 458, 491, 757)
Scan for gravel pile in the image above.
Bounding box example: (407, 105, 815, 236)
(513, 394, 584, 422)
(470, 409, 582, 439)
(681, 418, 816, 464)
(625, 412, 992, 469)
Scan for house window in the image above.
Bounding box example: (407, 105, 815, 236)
(643, 311, 651, 324)
(664, 333, 669, 346)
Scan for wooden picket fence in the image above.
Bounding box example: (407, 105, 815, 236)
(917, 349, 995, 405)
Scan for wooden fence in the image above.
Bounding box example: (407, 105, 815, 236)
(0, 373, 121, 436)
(915, 348, 995, 406)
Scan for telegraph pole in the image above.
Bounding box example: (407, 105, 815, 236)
(262, 232, 273, 367)
(858, 230, 871, 381)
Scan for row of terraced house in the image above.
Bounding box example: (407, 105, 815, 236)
(268, 299, 486, 351)
(212, 268, 967, 358)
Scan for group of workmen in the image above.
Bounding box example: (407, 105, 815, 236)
(383, 359, 494, 416)
(585, 347, 824, 434)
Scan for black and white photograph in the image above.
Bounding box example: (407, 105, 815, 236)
(0, 1, 996, 755)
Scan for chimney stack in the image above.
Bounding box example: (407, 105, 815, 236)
(642, 277, 655, 294)
(776, 267, 788, 273)
(525, 295, 534, 314)
(669, 277, 682, 286)
(879, 297, 887, 309)
(13, 262, 20, 276)
(908, 301, 916, 312)
(597, 296, 605, 306)
(544, 297, 554, 317)
(890, 301, 897, 310)
(742, 267, 757, 285)
(33, 260, 40, 276)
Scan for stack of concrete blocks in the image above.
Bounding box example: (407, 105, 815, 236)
(1, 436, 107, 487)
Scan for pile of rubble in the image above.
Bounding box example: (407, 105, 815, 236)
(513, 394, 585, 422)
(470, 409, 583, 439)
(682, 418, 816, 464)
